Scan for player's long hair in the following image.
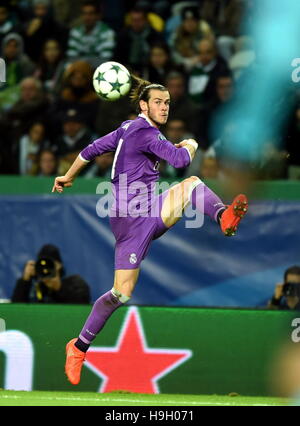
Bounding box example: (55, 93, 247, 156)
(130, 75, 168, 113)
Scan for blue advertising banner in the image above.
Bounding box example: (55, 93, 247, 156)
(0, 195, 299, 307)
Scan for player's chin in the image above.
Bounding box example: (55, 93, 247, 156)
(160, 116, 168, 124)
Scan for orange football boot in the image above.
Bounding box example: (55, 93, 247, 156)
(220, 194, 248, 237)
(65, 338, 86, 385)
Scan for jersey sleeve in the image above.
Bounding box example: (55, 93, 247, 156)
(140, 128, 191, 168)
(79, 127, 123, 162)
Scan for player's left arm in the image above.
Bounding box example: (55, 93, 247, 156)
(174, 140, 198, 161)
(142, 130, 198, 168)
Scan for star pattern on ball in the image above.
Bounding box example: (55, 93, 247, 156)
(110, 81, 122, 91)
(95, 72, 104, 84)
(93, 62, 132, 101)
(111, 64, 122, 73)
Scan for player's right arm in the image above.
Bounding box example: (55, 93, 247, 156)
(52, 155, 87, 193)
(52, 126, 126, 193)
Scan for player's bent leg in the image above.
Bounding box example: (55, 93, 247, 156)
(187, 177, 248, 236)
(160, 176, 199, 228)
(65, 269, 139, 385)
(161, 176, 248, 236)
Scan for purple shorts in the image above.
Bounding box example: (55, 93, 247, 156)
(109, 190, 169, 270)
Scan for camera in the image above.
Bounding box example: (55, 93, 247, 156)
(282, 282, 300, 298)
(35, 257, 56, 280)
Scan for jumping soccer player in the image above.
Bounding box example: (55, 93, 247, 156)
(52, 76, 248, 385)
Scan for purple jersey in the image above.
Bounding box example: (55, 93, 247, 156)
(80, 114, 191, 214)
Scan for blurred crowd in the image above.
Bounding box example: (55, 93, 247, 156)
(0, 0, 299, 181)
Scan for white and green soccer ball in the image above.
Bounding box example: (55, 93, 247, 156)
(93, 61, 132, 101)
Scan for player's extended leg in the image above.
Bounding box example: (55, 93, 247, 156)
(65, 268, 139, 385)
(160, 176, 248, 235)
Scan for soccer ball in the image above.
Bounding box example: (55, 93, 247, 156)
(93, 61, 132, 101)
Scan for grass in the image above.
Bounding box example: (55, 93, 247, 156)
(0, 391, 291, 406)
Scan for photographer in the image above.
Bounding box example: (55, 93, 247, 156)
(12, 244, 90, 304)
(268, 266, 300, 310)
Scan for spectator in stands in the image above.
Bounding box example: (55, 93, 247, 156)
(12, 244, 90, 304)
(18, 121, 49, 175)
(52, 60, 99, 131)
(164, 2, 212, 44)
(52, 0, 82, 28)
(6, 77, 49, 139)
(115, 6, 164, 74)
(129, 1, 165, 32)
(198, 73, 235, 148)
(268, 266, 300, 311)
(214, 74, 234, 106)
(0, 32, 35, 111)
(169, 6, 214, 72)
(67, 0, 115, 62)
(52, 108, 96, 175)
(143, 42, 183, 85)
(34, 39, 64, 92)
(165, 71, 199, 136)
(24, 0, 66, 62)
(1, 33, 35, 87)
(188, 38, 230, 107)
(37, 149, 59, 176)
(134, 0, 170, 21)
(0, 2, 21, 45)
(229, 36, 256, 80)
(200, 0, 246, 61)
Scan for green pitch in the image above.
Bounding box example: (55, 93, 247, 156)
(0, 391, 291, 406)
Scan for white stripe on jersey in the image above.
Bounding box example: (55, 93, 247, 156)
(111, 138, 124, 180)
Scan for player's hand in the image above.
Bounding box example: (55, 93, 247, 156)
(175, 139, 198, 149)
(175, 141, 188, 148)
(23, 260, 36, 282)
(274, 283, 284, 300)
(52, 176, 73, 193)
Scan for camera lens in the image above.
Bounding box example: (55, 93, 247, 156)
(35, 257, 56, 279)
(283, 283, 300, 297)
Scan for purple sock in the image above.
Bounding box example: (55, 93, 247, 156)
(75, 290, 122, 352)
(191, 181, 226, 222)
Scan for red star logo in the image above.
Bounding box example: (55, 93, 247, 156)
(84, 307, 192, 393)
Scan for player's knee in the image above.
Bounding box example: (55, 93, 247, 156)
(113, 270, 138, 300)
(182, 176, 202, 191)
(181, 176, 201, 188)
(182, 176, 203, 200)
(113, 279, 135, 299)
(187, 176, 201, 183)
